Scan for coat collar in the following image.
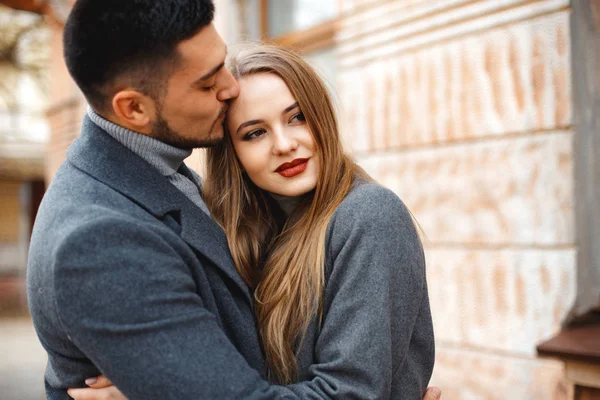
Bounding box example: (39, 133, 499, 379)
(67, 116, 250, 299)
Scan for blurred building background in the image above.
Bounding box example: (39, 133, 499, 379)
(1, 0, 599, 399)
(0, 1, 51, 399)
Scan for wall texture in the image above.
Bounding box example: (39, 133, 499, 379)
(336, 1, 576, 398)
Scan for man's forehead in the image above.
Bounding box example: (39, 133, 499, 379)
(176, 24, 226, 70)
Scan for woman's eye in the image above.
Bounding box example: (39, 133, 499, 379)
(244, 129, 265, 140)
(202, 83, 216, 91)
(290, 111, 306, 123)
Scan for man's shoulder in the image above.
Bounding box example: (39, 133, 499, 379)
(34, 161, 166, 254)
(40, 166, 129, 226)
(46, 158, 111, 200)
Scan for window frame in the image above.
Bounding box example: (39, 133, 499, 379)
(258, 0, 339, 53)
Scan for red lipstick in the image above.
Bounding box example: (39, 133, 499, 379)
(275, 158, 309, 178)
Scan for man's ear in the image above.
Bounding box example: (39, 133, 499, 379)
(111, 90, 156, 132)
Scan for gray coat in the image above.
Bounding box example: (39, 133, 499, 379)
(291, 181, 435, 399)
(27, 117, 433, 399)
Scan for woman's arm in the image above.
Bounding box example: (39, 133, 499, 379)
(287, 183, 435, 399)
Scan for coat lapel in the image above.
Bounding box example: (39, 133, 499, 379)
(67, 116, 250, 300)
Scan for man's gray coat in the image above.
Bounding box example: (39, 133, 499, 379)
(27, 117, 296, 399)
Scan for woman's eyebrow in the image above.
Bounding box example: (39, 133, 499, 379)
(236, 119, 263, 135)
(235, 102, 300, 135)
(283, 102, 299, 114)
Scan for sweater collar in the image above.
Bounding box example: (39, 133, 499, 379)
(87, 108, 192, 176)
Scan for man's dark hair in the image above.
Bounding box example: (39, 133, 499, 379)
(63, 0, 215, 112)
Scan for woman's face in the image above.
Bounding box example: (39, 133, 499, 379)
(226, 72, 319, 197)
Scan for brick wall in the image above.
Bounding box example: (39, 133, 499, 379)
(0, 179, 29, 314)
(0, 180, 24, 276)
(336, 1, 576, 398)
(45, 2, 86, 183)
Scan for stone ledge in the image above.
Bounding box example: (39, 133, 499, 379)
(537, 317, 600, 365)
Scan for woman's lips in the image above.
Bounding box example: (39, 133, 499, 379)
(275, 158, 309, 178)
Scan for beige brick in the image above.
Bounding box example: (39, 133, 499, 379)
(46, 101, 86, 183)
(339, 1, 569, 62)
(426, 247, 576, 356)
(45, 21, 87, 183)
(357, 132, 574, 245)
(431, 345, 573, 400)
(338, 12, 571, 150)
(339, 0, 450, 41)
(340, 0, 395, 15)
(0, 181, 21, 242)
(47, 21, 81, 108)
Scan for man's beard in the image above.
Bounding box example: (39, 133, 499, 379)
(151, 110, 224, 150)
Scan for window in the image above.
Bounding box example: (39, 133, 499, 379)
(265, 0, 337, 38)
(258, 0, 339, 88)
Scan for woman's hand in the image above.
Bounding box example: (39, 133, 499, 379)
(67, 375, 127, 400)
(424, 386, 442, 400)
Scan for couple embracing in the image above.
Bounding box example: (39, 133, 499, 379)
(27, 1, 438, 399)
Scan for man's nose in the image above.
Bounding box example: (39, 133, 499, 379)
(217, 68, 240, 102)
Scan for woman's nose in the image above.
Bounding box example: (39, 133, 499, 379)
(272, 129, 299, 156)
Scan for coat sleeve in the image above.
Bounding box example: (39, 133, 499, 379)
(53, 216, 298, 400)
(286, 184, 435, 399)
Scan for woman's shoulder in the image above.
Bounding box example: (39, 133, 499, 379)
(334, 179, 409, 222)
(328, 179, 416, 241)
(325, 178, 425, 274)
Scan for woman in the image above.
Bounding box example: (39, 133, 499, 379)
(68, 44, 435, 399)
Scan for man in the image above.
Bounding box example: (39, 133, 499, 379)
(27, 1, 441, 398)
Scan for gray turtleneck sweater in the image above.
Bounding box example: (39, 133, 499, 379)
(269, 192, 303, 216)
(87, 108, 210, 215)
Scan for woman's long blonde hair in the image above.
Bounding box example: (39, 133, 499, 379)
(204, 44, 369, 384)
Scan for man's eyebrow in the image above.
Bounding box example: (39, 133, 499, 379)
(192, 61, 225, 85)
(236, 119, 263, 135)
